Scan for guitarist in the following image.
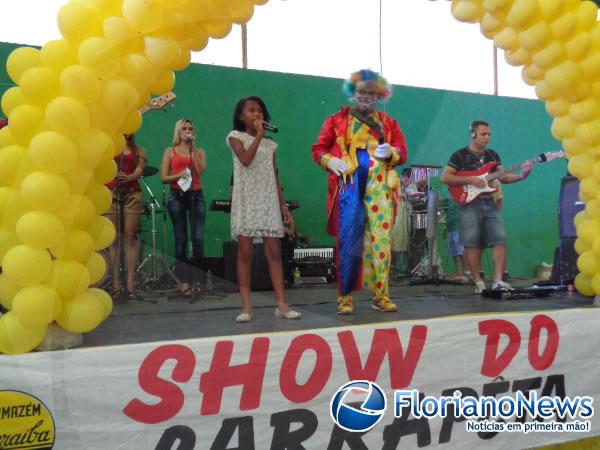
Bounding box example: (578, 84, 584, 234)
(440, 120, 532, 293)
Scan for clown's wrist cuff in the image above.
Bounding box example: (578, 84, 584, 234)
(320, 153, 333, 170)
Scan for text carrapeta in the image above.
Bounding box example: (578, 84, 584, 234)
(394, 390, 593, 420)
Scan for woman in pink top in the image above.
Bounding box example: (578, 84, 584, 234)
(105, 134, 146, 298)
(161, 118, 206, 296)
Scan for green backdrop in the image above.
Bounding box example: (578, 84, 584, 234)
(1, 41, 565, 277)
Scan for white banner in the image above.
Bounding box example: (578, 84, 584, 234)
(1, 308, 600, 449)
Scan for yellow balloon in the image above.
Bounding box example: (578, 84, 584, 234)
(95, 159, 118, 184)
(85, 183, 112, 214)
(88, 101, 119, 135)
(0, 127, 18, 149)
(451, 0, 484, 23)
(112, 134, 126, 155)
(1, 87, 26, 117)
(545, 60, 580, 95)
(578, 250, 598, 276)
(568, 154, 595, 178)
(87, 252, 107, 285)
(20, 171, 70, 212)
(50, 230, 95, 263)
(103, 16, 144, 53)
(505, 0, 539, 28)
(121, 109, 143, 135)
(522, 64, 545, 86)
(19, 67, 61, 106)
(0, 312, 47, 355)
(181, 27, 210, 52)
(123, 0, 165, 33)
(172, 47, 192, 71)
(6, 47, 42, 84)
(75, 128, 115, 168)
(229, 0, 254, 24)
(150, 70, 175, 96)
(539, 0, 566, 20)
(575, 1, 597, 31)
(8, 104, 45, 145)
(60, 65, 102, 104)
(575, 210, 588, 229)
(550, 11, 577, 40)
(88, 287, 113, 319)
(545, 98, 571, 118)
(551, 115, 576, 140)
(78, 37, 121, 78)
(101, 78, 140, 113)
(518, 22, 551, 51)
(575, 237, 591, 255)
(576, 119, 600, 146)
(29, 131, 78, 174)
(505, 47, 531, 67)
(16, 211, 65, 249)
(580, 177, 600, 197)
(40, 39, 78, 73)
(580, 52, 600, 80)
(12, 285, 60, 326)
(56, 291, 105, 333)
(46, 260, 91, 300)
(62, 167, 94, 197)
(0, 188, 30, 228)
(588, 200, 600, 221)
(56, 195, 97, 230)
(2, 245, 52, 287)
(0, 227, 20, 263)
(0, 145, 26, 185)
(206, 20, 233, 39)
(577, 218, 600, 244)
(79, 0, 122, 16)
(45, 97, 90, 137)
(144, 36, 180, 72)
(87, 215, 116, 250)
(575, 273, 595, 296)
(121, 53, 156, 91)
(532, 41, 565, 69)
(57, 1, 104, 45)
(565, 32, 591, 61)
(0, 274, 19, 310)
(569, 98, 600, 123)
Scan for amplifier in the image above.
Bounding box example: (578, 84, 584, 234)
(293, 247, 336, 281)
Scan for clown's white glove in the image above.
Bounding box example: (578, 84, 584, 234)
(326, 157, 348, 176)
(374, 143, 392, 159)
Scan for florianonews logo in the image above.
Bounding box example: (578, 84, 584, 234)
(0, 390, 55, 449)
(330, 380, 387, 432)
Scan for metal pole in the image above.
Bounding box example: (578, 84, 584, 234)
(493, 43, 499, 96)
(242, 23, 248, 69)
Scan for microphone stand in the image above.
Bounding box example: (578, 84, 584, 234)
(188, 138, 199, 304)
(116, 152, 128, 303)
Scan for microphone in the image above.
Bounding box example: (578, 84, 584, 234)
(186, 134, 194, 151)
(263, 122, 279, 133)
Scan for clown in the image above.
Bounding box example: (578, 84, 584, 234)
(312, 69, 408, 314)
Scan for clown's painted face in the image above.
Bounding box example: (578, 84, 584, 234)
(352, 85, 378, 112)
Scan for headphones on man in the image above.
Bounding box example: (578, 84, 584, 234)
(469, 122, 477, 139)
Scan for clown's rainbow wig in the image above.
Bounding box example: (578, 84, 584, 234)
(342, 69, 392, 101)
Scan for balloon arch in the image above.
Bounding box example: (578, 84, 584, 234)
(0, 0, 598, 354)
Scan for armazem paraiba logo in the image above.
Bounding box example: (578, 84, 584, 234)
(0, 390, 56, 449)
(330, 380, 387, 432)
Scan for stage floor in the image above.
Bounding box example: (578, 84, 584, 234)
(83, 277, 594, 348)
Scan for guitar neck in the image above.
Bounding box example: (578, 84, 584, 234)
(485, 159, 535, 182)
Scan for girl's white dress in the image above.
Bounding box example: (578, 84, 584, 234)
(226, 130, 284, 240)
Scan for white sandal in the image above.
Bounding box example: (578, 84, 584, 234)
(275, 308, 301, 319)
(236, 312, 253, 323)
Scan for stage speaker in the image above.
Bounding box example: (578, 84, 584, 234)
(223, 240, 274, 291)
(550, 237, 578, 285)
(559, 176, 584, 239)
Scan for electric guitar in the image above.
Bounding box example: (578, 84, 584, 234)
(448, 151, 565, 205)
(139, 91, 176, 114)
